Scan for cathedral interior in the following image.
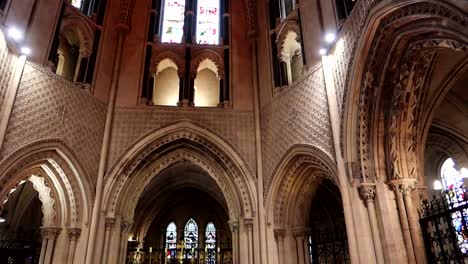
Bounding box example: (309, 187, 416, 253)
(0, 0, 466, 263)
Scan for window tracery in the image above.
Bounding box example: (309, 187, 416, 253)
(268, 0, 305, 88)
(184, 218, 199, 260)
(439, 158, 468, 254)
(165, 222, 178, 260)
(142, 0, 230, 107)
(205, 222, 217, 264)
(161, 0, 186, 43)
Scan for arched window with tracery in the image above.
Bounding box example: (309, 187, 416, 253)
(205, 222, 217, 264)
(184, 218, 199, 260)
(153, 58, 181, 106)
(194, 58, 220, 107)
(267, 0, 306, 88)
(438, 158, 468, 254)
(165, 222, 178, 260)
(141, 0, 230, 107)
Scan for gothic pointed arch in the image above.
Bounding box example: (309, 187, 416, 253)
(60, 13, 95, 58)
(190, 50, 224, 79)
(265, 144, 338, 228)
(0, 139, 93, 227)
(341, 0, 468, 184)
(102, 121, 257, 222)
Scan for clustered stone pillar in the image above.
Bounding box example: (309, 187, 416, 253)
(228, 220, 239, 264)
(102, 217, 116, 264)
(274, 229, 286, 264)
(389, 179, 425, 263)
(118, 220, 133, 264)
(67, 228, 81, 264)
(244, 218, 254, 264)
(358, 184, 384, 264)
(293, 228, 310, 264)
(39, 227, 61, 264)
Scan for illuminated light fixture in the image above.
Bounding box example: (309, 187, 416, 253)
(461, 168, 468, 178)
(325, 33, 336, 43)
(20, 46, 31, 55)
(9, 188, 16, 194)
(8, 27, 23, 41)
(433, 180, 443, 191)
(0, 217, 5, 223)
(319, 48, 327, 55)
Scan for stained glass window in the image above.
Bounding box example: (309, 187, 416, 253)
(71, 0, 83, 9)
(440, 158, 468, 254)
(184, 218, 199, 260)
(161, 0, 186, 43)
(205, 222, 216, 264)
(196, 0, 220, 45)
(165, 222, 177, 260)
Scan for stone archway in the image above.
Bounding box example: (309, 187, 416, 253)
(101, 121, 257, 264)
(0, 139, 93, 264)
(341, 1, 468, 263)
(265, 144, 339, 264)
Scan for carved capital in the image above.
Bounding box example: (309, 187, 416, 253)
(105, 218, 116, 229)
(68, 228, 81, 240)
(243, 218, 254, 231)
(228, 220, 239, 233)
(292, 227, 310, 238)
(389, 179, 417, 196)
(358, 184, 376, 203)
(274, 228, 286, 239)
(121, 220, 133, 234)
(41, 227, 61, 240)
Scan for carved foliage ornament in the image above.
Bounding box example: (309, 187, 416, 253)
(350, 2, 468, 184)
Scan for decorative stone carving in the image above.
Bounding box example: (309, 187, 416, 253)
(358, 184, 376, 203)
(190, 50, 225, 79)
(41, 227, 61, 239)
(228, 220, 239, 233)
(105, 218, 116, 229)
(244, 218, 254, 231)
(68, 228, 81, 240)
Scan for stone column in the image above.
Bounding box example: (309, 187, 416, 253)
(67, 228, 81, 264)
(244, 218, 254, 264)
(293, 229, 307, 264)
(274, 229, 286, 264)
(400, 180, 426, 264)
(0, 54, 26, 151)
(41, 227, 61, 264)
(85, 23, 129, 264)
(119, 220, 133, 264)
(358, 184, 384, 264)
(228, 220, 239, 264)
(38, 235, 48, 264)
(102, 218, 115, 264)
(390, 180, 416, 263)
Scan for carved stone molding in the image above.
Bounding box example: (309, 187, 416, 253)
(68, 228, 81, 240)
(121, 220, 133, 234)
(41, 227, 62, 239)
(105, 217, 116, 229)
(243, 218, 254, 231)
(292, 227, 311, 238)
(358, 184, 376, 203)
(190, 50, 225, 79)
(273, 228, 286, 239)
(389, 179, 417, 196)
(228, 220, 239, 233)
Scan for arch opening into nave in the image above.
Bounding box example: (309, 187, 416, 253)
(265, 145, 348, 264)
(100, 122, 257, 264)
(340, 0, 468, 262)
(0, 140, 93, 264)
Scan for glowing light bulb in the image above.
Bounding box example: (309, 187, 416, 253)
(319, 49, 327, 55)
(8, 27, 23, 41)
(325, 33, 336, 43)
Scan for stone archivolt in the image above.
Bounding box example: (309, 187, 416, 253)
(102, 121, 256, 221)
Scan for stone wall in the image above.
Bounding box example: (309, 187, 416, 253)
(261, 65, 335, 192)
(0, 64, 107, 185)
(0, 34, 16, 110)
(108, 107, 256, 172)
